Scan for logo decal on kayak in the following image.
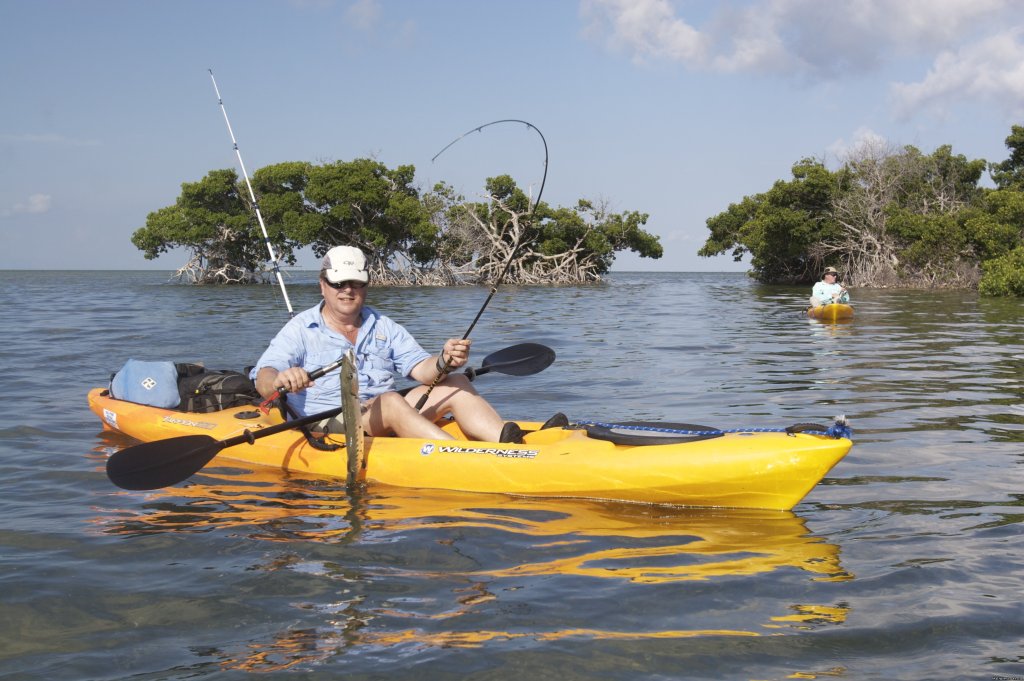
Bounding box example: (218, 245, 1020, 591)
(436, 445, 538, 459)
(103, 408, 118, 429)
(420, 443, 435, 456)
(161, 415, 218, 430)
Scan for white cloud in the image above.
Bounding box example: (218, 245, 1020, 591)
(581, 0, 709, 64)
(891, 28, 1024, 119)
(0, 132, 99, 147)
(584, 0, 1012, 73)
(581, 0, 1021, 118)
(345, 0, 381, 31)
(826, 127, 889, 166)
(1, 193, 52, 219)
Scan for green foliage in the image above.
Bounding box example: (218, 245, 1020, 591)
(699, 159, 840, 283)
(990, 125, 1024, 190)
(699, 130, 1024, 293)
(484, 175, 533, 215)
(302, 159, 436, 268)
(980, 246, 1024, 296)
(698, 195, 757, 261)
(131, 169, 298, 282)
(133, 161, 660, 284)
(540, 199, 660, 275)
(964, 189, 1024, 261)
(897, 144, 987, 211)
(974, 127, 1024, 296)
(423, 181, 478, 267)
(886, 208, 968, 271)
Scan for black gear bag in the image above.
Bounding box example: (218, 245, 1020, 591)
(175, 363, 261, 413)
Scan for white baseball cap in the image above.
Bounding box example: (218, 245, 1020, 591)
(321, 246, 369, 284)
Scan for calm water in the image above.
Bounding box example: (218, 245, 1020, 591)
(1, 270, 1022, 680)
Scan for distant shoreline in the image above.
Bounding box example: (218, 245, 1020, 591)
(0, 268, 748, 274)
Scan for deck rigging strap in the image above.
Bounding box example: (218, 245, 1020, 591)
(576, 416, 852, 440)
(274, 395, 340, 452)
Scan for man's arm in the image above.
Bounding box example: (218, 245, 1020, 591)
(255, 365, 313, 398)
(409, 338, 472, 384)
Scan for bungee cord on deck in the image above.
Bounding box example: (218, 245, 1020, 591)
(573, 416, 853, 440)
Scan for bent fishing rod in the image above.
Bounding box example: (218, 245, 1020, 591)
(415, 119, 549, 410)
(208, 69, 295, 317)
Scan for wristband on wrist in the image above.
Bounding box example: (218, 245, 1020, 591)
(435, 354, 450, 375)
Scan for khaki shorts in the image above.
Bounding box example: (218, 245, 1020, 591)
(313, 401, 369, 435)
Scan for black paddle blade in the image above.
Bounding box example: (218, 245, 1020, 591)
(480, 342, 555, 376)
(106, 435, 223, 491)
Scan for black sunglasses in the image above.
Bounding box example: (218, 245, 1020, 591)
(323, 279, 368, 290)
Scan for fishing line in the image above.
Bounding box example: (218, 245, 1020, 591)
(415, 119, 549, 410)
(208, 69, 295, 317)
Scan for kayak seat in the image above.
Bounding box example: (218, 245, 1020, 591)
(540, 412, 569, 430)
(499, 422, 527, 444)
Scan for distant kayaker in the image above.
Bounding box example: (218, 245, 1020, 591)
(810, 266, 850, 307)
(252, 245, 523, 442)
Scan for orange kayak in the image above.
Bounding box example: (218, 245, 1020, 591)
(807, 303, 854, 322)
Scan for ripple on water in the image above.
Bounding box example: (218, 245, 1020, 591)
(0, 271, 1021, 680)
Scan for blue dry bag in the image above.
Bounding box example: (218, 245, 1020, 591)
(109, 359, 181, 409)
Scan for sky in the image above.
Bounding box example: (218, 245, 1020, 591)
(2, 0, 1022, 273)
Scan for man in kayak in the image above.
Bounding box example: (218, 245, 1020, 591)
(252, 245, 523, 442)
(810, 266, 850, 307)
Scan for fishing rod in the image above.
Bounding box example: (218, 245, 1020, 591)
(208, 69, 295, 317)
(414, 119, 549, 410)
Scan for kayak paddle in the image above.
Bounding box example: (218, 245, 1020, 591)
(468, 342, 555, 378)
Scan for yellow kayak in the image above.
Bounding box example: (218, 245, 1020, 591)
(807, 303, 854, 322)
(89, 388, 852, 511)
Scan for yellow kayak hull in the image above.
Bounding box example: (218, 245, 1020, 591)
(807, 303, 854, 321)
(89, 388, 851, 511)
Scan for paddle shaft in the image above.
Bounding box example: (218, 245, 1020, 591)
(221, 403, 345, 449)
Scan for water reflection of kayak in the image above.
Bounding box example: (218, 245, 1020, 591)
(96, 478, 851, 665)
(102, 477, 850, 585)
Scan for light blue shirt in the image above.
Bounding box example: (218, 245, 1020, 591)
(252, 302, 431, 416)
(811, 281, 850, 305)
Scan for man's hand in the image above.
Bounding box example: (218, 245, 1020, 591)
(440, 338, 472, 370)
(256, 366, 313, 398)
(274, 366, 314, 392)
